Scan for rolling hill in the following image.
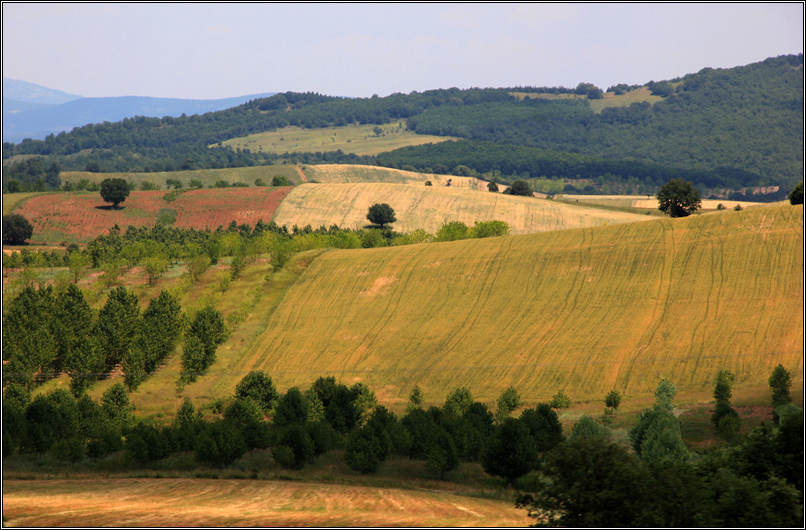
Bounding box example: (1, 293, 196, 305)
(13, 164, 651, 243)
(12, 186, 293, 244)
(273, 181, 651, 235)
(4, 55, 802, 200)
(3, 90, 277, 143)
(3, 77, 83, 105)
(218, 202, 802, 408)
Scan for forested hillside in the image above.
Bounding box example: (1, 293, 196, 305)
(1, 88, 511, 178)
(3, 55, 802, 199)
(375, 140, 763, 195)
(401, 55, 804, 194)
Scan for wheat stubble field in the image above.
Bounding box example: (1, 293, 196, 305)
(234, 203, 803, 406)
(2, 478, 528, 527)
(272, 181, 650, 235)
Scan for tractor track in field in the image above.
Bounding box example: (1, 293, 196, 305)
(295, 166, 309, 182)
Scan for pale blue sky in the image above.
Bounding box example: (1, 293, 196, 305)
(3, 3, 803, 99)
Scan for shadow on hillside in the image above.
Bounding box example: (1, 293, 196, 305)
(94, 205, 126, 211)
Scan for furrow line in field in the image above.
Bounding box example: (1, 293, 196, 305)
(249, 349, 801, 377)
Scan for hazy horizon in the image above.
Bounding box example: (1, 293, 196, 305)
(3, 3, 803, 100)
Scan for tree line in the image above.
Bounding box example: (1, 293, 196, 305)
(2, 365, 801, 527)
(519, 370, 801, 527)
(2, 284, 187, 394)
(375, 139, 771, 197)
(3, 211, 512, 277)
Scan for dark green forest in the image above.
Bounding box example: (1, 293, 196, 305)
(375, 140, 766, 194)
(2, 54, 802, 199)
(402, 55, 803, 196)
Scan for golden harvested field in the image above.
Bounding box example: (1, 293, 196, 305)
(1, 478, 527, 527)
(220, 121, 456, 156)
(563, 194, 769, 210)
(231, 204, 803, 408)
(301, 163, 477, 187)
(60, 165, 304, 188)
(273, 182, 651, 235)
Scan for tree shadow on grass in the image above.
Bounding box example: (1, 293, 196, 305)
(94, 205, 126, 211)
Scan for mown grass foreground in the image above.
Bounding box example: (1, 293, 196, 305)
(233, 203, 803, 406)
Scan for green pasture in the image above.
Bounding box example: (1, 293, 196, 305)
(510, 87, 663, 113)
(219, 121, 456, 157)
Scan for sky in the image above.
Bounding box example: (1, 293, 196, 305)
(3, 3, 803, 100)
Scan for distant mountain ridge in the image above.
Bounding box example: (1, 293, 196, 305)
(3, 77, 83, 105)
(3, 77, 275, 142)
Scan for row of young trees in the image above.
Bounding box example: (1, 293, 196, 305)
(3, 213, 513, 279)
(1, 284, 187, 395)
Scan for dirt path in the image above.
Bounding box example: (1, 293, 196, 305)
(295, 166, 309, 183)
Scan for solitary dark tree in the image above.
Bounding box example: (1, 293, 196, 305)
(271, 175, 292, 187)
(426, 428, 460, 479)
(789, 181, 803, 205)
(605, 389, 622, 413)
(482, 417, 539, 486)
(656, 178, 701, 217)
(769, 364, 793, 424)
(2, 214, 34, 245)
(487, 180, 499, 192)
(235, 371, 279, 415)
(366, 203, 396, 228)
(100, 178, 130, 209)
(509, 179, 532, 197)
(508, 179, 533, 196)
(711, 369, 741, 441)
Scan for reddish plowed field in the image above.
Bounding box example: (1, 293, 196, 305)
(15, 187, 293, 243)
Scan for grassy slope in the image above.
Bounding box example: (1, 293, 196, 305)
(2, 192, 45, 216)
(221, 121, 457, 156)
(273, 181, 650, 235)
(231, 203, 802, 409)
(511, 86, 664, 113)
